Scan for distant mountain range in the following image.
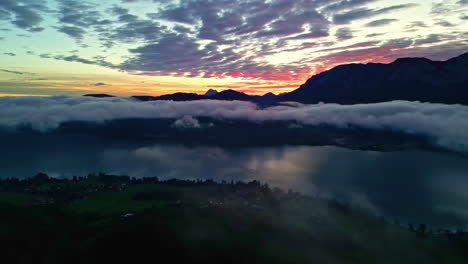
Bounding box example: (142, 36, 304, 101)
(86, 89, 277, 106)
(85, 52, 468, 105)
(83, 94, 115, 98)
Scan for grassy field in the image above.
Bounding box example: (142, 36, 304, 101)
(0, 192, 43, 206)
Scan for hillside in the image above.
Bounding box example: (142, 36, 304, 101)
(1, 173, 467, 264)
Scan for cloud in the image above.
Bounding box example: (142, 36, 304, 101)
(108, 0, 334, 80)
(333, 4, 417, 24)
(413, 34, 456, 45)
(56, 0, 111, 40)
(50, 54, 116, 68)
(3, 52, 16, 56)
(104, 6, 166, 44)
(58, 26, 86, 40)
(253, 10, 329, 38)
(173, 115, 201, 129)
(434, 20, 456, 27)
(322, 0, 379, 13)
(38, 0, 334, 82)
(93, 82, 108, 86)
(406, 21, 428, 29)
(0, 97, 467, 153)
(4, 0, 463, 91)
(307, 38, 465, 67)
(0, 69, 34, 75)
(365, 19, 398, 27)
(335, 27, 353, 40)
(430, 2, 465, 15)
(365, 33, 385, 38)
(431, 3, 453, 15)
(119, 32, 306, 81)
(0, 0, 47, 32)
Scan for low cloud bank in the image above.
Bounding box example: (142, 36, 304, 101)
(1, 96, 467, 152)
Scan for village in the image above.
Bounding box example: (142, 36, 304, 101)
(0, 172, 300, 211)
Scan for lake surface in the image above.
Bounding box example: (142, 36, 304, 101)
(2, 134, 468, 228)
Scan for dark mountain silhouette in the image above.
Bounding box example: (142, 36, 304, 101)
(84, 94, 115, 98)
(252, 92, 278, 106)
(131, 96, 159, 101)
(132, 93, 203, 101)
(262, 92, 276, 98)
(130, 90, 255, 102)
(209, 89, 252, 101)
(86, 53, 468, 105)
(281, 52, 468, 104)
(204, 89, 219, 96)
(157, 92, 204, 101)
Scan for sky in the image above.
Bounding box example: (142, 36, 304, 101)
(0, 0, 467, 96)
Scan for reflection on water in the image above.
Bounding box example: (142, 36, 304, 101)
(2, 135, 468, 227)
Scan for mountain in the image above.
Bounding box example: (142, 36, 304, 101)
(262, 92, 276, 98)
(132, 93, 203, 101)
(130, 90, 266, 103)
(252, 92, 278, 106)
(130, 89, 279, 105)
(204, 89, 219, 96)
(281, 52, 468, 104)
(156, 92, 204, 101)
(84, 94, 115, 98)
(91, 53, 468, 105)
(131, 96, 159, 101)
(209, 89, 253, 101)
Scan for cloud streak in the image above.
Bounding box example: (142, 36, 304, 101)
(0, 69, 35, 75)
(332, 4, 418, 24)
(0, 96, 467, 153)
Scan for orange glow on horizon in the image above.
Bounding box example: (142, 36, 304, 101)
(65, 69, 314, 97)
(0, 94, 50, 97)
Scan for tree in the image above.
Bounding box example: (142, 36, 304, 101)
(31, 172, 50, 184)
(418, 224, 427, 234)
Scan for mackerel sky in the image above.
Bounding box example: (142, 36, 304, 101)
(0, 0, 467, 96)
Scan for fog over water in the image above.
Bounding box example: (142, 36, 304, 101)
(1, 132, 468, 228)
(1, 96, 468, 227)
(1, 96, 468, 152)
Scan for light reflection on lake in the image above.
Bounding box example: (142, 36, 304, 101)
(2, 137, 468, 227)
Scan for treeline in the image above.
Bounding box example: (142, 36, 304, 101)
(1, 172, 275, 188)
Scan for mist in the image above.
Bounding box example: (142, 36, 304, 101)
(1, 96, 467, 152)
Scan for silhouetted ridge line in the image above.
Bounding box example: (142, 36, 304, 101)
(281, 52, 468, 105)
(85, 52, 468, 105)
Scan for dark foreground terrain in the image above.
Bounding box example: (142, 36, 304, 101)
(1, 173, 467, 264)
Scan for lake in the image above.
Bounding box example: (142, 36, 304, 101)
(1, 132, 468, 228)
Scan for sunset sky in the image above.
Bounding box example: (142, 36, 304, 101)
(0, 0, 467, 96)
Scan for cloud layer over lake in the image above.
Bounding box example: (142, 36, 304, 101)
(1, 96, 467, 152)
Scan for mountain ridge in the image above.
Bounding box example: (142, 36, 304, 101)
(84, 52, 468, 105)
(281, 52, 468, 104)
